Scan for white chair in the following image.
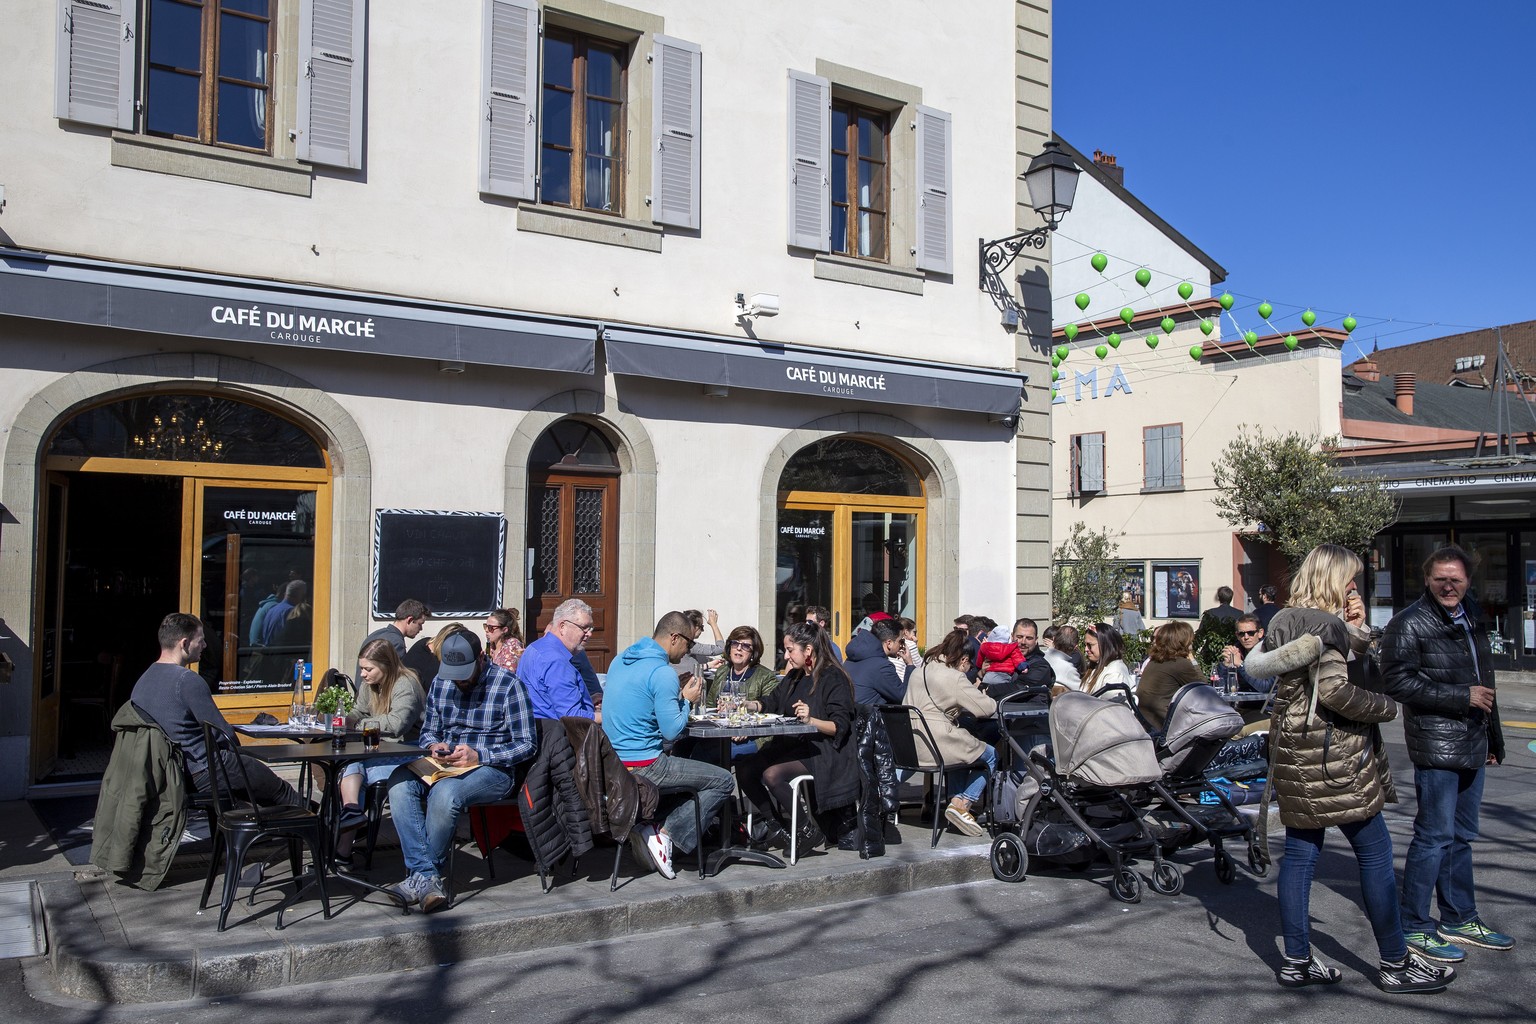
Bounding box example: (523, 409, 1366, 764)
(786, 774, 816, 865)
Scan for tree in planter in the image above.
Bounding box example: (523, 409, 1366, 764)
(1052, 522, 1123, 629)
(1212, 428, 1397, 568)
(1191, 613, 1236, 675)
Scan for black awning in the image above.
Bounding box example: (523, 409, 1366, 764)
(603, 327, 1025, 416)
(0, 249, 595, 375)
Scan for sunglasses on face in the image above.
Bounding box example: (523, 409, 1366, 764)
(729, 640, 754, 650)
(1236, 630, 1259, 638)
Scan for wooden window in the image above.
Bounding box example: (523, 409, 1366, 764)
(1071, 432, 1104, 495)
(1143, 424, 1183, 491)
(540, 28, 627, 214)
(830, 99, 889, 260)
(145, 0, 275, 153)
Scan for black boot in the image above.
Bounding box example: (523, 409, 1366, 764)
(748, 817, 789, 851)
(795, 812, 826, 853)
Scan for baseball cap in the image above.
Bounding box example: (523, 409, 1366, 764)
(438, 632, 481, 681)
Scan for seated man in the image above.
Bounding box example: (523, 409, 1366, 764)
(844, 618, 907, 706)
(385, 631, 536, 912)
(130, 612, 306, 810)
(602, 611, 735, 879)
(1219, 614, 1277, 695)
(517, 598, 599, 721)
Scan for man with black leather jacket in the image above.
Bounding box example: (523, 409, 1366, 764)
(1381, 545, 1512, 963)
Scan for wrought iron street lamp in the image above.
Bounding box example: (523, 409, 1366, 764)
(979, 140, 1081, 319)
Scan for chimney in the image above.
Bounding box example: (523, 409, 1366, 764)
(1092, 149, 1124, 186)
(1394, 373, 1417, 416)
(1352, 357, 1381, 382)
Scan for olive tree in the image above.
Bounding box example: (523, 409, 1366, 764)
(1051, 522, 1124, 628)
(1212, 428, 1397, 567)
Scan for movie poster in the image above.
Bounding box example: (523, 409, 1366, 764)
(1116, 562, 1146, 614)
(1153, 562, 1200, 618)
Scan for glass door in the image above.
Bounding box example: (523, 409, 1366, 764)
(850, 512, 918, 626)
(195, 482, 321, 695)
(1458, 529, 1515, 664)
(775, 509, 835, 642)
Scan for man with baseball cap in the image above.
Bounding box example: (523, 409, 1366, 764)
(384, 630, 535, 912)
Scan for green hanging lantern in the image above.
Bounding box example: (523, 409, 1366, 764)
(1161, 317, 1176, 335)
(1301, 309, 1317, 327)
(1189, 345, 1203, 361)
(1064, 324, 1079, 341)
(1095, 344, 1108, 360)
(1199, 320, 1214, 336)
(1218, 292, 1235, 311)
(1284, 334, 1300, 351)
(1107, 332, 1122, 349)
(1120, 307, 1135, 326)
(1177, 282, 1194, 300)
(1258, 301, 1274, 320)
(1135, 268, 1152, 287)
(1091, 253, 1108, 273)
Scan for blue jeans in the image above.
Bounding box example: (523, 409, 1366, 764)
(948, 743, 997, 804)
(1400, 765, 1484, 934)
(1278, 813, 1405, 961)
(631, 752, 735, 855)
(342, 754, 419, 787)
(386, 763, 515, 879)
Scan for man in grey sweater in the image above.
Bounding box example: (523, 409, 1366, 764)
(130, 613, 305, 809)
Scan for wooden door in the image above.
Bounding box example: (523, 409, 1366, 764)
(526, 472, 619, 670)
(30, 476, 67, 781)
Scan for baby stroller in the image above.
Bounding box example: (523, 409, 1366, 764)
(987, 691, 1189, 903)
(1140, 682, 1271, 883)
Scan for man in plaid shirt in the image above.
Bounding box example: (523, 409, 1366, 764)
(385, 630, 535, 912)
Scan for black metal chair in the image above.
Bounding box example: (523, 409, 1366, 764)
(877, 704, 950, 848)
(609, 782, 710, 888)
(197, 722, 332, 931)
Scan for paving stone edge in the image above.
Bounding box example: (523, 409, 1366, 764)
(41, 850, 993, 1004)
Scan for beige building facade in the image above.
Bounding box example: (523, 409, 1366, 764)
(0, 1, 1057, 796)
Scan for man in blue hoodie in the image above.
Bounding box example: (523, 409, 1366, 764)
(602, 610, 735, 879)
(845, 618, 907, 705)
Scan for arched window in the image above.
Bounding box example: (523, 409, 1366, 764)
(779, 437, 920, 496)
(48, 393, 324, 468)
(529, 419, 618, 472)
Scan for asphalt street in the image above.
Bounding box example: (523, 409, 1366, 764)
(8, 704, 1533, 1024)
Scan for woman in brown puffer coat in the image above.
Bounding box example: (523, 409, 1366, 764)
(1245, 544, 1453, 996)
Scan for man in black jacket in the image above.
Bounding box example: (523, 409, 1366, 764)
(1381, 545, 1512, 962)
(845, 619, 907, 705)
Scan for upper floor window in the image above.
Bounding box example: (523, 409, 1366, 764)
(1143, 424, 1183, 491)
(830, 100, 889, 260)
(1070, 432, 1104, 496)
(146, 0, 275, 152)
(55, 0, 366, 174)
(540, 29, 626, 214)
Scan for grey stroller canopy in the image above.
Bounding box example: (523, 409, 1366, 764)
(1159, 682, 1245, 776)
(1049, 691, 1163, 787)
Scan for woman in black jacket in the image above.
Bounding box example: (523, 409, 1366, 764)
(737, 621, 858, 852)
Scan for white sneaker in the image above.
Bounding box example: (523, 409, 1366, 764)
(643, 825, 676, 879)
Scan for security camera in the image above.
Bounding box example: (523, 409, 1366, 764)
(735, 292, 781, 319)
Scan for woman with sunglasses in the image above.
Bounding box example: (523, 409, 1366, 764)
(700, 625, 782, 761)
(482, 608, 524, 672)
(1082, 622, 1135, 698)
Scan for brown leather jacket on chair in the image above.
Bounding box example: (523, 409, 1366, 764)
(561, 716, 659, 843)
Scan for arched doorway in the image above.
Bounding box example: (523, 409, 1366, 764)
(526, 420, 620, 670)
(33, 392, 331, 781)
(776, 437, 925, 651)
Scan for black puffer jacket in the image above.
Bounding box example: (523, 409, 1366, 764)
(1381, 591, 1504, 769)
(518, 719, 595, 874)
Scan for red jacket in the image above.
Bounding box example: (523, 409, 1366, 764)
(978, 641, 1024, 675)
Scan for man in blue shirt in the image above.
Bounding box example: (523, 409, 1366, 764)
(517, 598, 599, 721)
(603, 611, 734, 879)
(385, 631, 536, 912)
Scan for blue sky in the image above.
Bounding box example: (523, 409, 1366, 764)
(1052, 2, 1536, 350)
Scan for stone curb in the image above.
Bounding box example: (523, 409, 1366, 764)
(42, 847, 993, 1004)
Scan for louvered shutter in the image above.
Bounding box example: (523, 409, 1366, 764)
(1143, 428, 1162, 488)
(1163, 426, 1183, 487)
(297, 0, 366, 169)
(651, 35, 701, 230)
(54, 0, 136, 129)
(786, 69, 829, 251)
(1079, 434, 1104, 493)
(480, 0, 539, 199)
(914, 105, 952, 274)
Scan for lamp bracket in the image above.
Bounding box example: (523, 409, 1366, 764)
(978, 227, 1051, 316)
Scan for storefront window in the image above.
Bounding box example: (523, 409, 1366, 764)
(48, 394, 323, 467)
(1395, 495, 1450, 522)
(1456, 497, 1529, 520)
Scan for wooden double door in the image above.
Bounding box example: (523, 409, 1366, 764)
(525, 470, 619, 671)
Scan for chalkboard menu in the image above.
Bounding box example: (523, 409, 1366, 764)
(373, 509, 506, 618)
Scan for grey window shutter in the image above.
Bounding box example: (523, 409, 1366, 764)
(1163, 426, 1183, 487)
(914, 105, 952, 274)
(54, 0, 136, 130)
(786, 69, 829, 251)
(480, 0, 539, 199)
(1080, 434, 1104, 493)
(297, 0, 366, 169)
(651, 34, 701, 230)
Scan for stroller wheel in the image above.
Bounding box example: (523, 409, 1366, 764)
(1111, 866, 1142, 904)
(1213, 847, 1236, 885)
(1150, 861, 1184, 896)
(990, 832, 1028, 883)
(1247, 842, 1270, 877)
